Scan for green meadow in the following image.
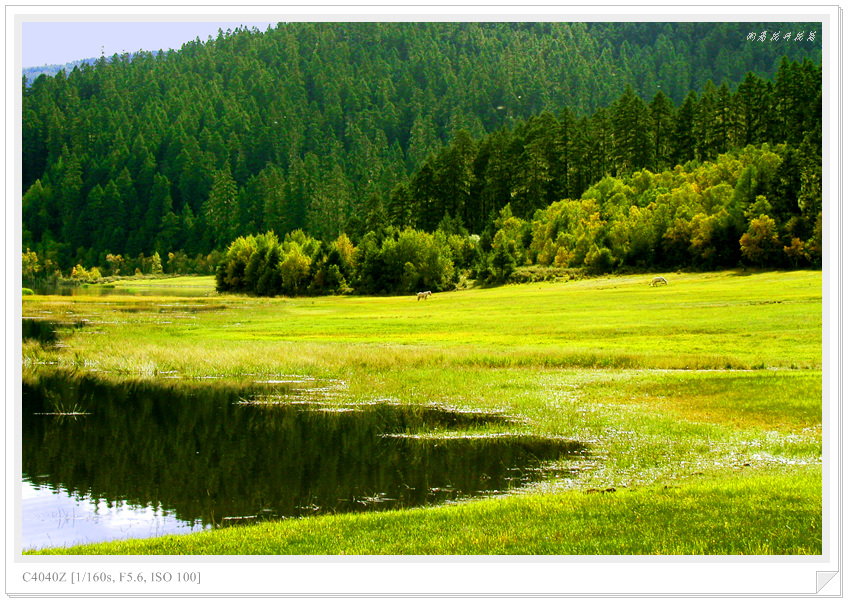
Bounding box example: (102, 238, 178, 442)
(22, 270, 822, 555)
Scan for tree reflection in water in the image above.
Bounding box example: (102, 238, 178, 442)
(22, 371, 584, 546)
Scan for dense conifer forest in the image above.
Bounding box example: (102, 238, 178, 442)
(21, 21, 822, 293)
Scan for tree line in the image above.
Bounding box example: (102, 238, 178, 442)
(214, 141, 821, 297)
(387, 57, 820, 234)
(21, 22, 820, 272)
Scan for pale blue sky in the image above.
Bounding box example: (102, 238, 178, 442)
(22, 21, 278, 68)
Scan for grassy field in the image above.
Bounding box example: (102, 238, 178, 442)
(22, 270, 822, 555)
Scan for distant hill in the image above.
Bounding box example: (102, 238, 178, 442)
(23, 58, 98, 84)
(23, 50, 164, 85)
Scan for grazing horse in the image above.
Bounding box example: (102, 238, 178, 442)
(417, 291, 432, 301)
(650, 276, 668, 287)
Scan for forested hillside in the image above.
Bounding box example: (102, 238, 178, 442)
(21, 21, 821, 275)
(392, 58, 821, 234)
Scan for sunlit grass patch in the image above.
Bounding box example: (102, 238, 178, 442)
(605, 370, 822, 431)
(21, 271, 821, 374)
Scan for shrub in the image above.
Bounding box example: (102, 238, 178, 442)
(584, 245, 615, 274)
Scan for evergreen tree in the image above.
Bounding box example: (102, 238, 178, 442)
(143, 174, 174, 251)
(552, 106, 576, 199)
(733, 72, 770, 146)
(386, 182, 414, 230)
(202, 163, 239, 249)
(432, 129, 476, 228)
(611, 86, 652, 175)
(671, 92, 698, 166)
(56, 147, 84, 257)
(648, 90, 675, 171)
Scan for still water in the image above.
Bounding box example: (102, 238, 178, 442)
(22, 318, 86, 345)
(27, 281, 214, 297)
(22, 372, 583, 550)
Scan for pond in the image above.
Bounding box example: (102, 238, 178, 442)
(21, 372, 584, 550)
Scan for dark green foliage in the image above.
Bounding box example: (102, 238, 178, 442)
(353, 228, 458, 295)
(585, 245, 616, 274)
(203, 164, 239, 249)
(671, 92, 699, 166)
(402, 61, 821, 268)
(22, 22, 821, 272)
(489, 245, 517, 283)
(648, 91, 675, 171)
(611, 87, 653, 174)
(256, 246, 283, 297)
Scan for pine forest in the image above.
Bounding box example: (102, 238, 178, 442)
(21, 21, 822, 294)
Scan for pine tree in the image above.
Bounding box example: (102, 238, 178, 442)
(202, 163, 239, 249)
(305, 160, 351, 240)
(671, 92, 698, 166)
(386, 182, 414, 230)
(611, 86, 652, 175)
(474, 128, 515, 232)
(143, 174, 174, 251)
(648, 90, 674, 171)
(552, 107, 576, 199)
(249, 164, 287, 236)
(21, 179, 53, 245)
(510, 113, 558, 217)
(433, 129, 476, 227)
(56, 147, 84, 253)
(96, 179, 126, 254)
(733, 72, 770, 147)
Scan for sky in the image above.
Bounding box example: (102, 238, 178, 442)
(22, 21, 278, 68)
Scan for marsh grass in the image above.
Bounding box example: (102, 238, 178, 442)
(21, 270, 822, 555)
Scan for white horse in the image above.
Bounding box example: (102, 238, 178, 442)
(417, 291, 432, 301)
(650, 276, 668, 287)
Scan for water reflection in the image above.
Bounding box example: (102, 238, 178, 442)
(27, 283, 214, 297)
(22, 319, 87, 346)
(22, 319, 60, 344)
(22, 372, 584, 549)
(22, 481, 205, 550)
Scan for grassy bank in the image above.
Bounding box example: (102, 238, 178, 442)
(21, 270, 822, 554)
